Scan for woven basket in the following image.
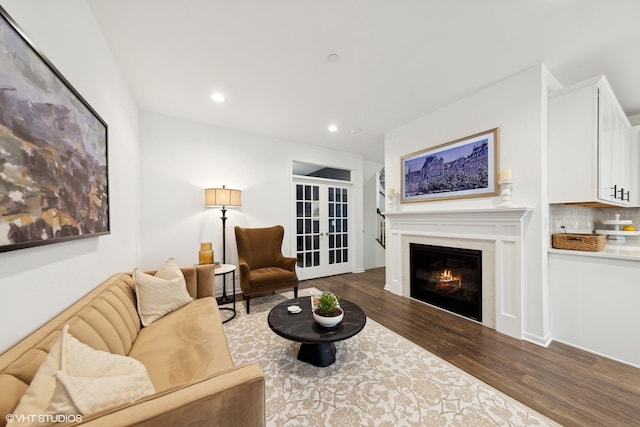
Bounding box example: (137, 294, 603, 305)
(551, 233, 605, 252)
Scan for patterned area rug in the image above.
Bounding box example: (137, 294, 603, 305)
(222, 288, 558, 426)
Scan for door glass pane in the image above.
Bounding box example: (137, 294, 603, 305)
(326, 186, 349, 266)
(296, 184, 320, 268)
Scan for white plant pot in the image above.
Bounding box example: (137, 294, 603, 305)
(313, 308, 344, 328)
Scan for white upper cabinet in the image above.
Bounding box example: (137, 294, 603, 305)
(549, 75, 633, 207)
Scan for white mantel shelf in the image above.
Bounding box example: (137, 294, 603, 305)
(384, 207, 533, 222)
(384, 206, 533, 342)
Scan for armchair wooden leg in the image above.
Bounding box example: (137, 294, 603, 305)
(245, 296, 251, 314)
(294, 286, 298, 298)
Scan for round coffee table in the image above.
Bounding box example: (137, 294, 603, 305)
(267, 296, 366, 367)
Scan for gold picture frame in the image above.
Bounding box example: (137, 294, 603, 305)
(401, 128, 499, 203)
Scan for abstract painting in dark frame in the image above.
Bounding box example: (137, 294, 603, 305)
(0, 6, 109, 252)
(401, 128, 499, 203)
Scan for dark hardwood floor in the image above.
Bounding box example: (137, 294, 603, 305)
(301, 268, 640, 426)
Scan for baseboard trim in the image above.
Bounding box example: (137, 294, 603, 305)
(522, 331, 553, 347)
(551, 338, 640, 369)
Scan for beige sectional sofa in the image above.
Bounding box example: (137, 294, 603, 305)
(0, 264, 265, 426)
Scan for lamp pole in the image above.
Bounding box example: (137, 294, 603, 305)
(219, 205, 231, 303)
(204, 185, 241, 305)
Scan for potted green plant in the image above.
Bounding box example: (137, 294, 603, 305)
(312, 292, 344, 327)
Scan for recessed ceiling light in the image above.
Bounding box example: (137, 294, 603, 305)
(211, 92, 225, 103)
(327, 53, 340, 63)
(328, 124, 338, 133)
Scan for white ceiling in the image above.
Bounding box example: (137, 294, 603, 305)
(87, 0, 640, 163)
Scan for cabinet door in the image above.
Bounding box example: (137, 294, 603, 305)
(612, 122, 631, 203)
(597, 83, 631, 205)
(597, 86, 615, 202)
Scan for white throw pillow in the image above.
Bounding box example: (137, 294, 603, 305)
(133, 257, 193, 326)
(7, 325, 154, 426)
(46, 325, 155, 415)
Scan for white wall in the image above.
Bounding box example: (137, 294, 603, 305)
(0, 0, 141, 352)
(138, 112, 366, 293)
(384, 65, 551, 344)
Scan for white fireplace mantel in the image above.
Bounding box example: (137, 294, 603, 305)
(384, 207, 532, 339)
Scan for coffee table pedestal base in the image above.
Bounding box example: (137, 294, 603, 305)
(297, 342, 336, 367)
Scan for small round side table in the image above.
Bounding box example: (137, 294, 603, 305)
(215, 264, 237, 323)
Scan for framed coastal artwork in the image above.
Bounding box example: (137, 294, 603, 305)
(401, 128, 498, 203)
(0, 6, 109, 252)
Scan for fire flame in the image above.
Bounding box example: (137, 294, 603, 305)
(436, 269, 461, 288)
(439, 269, 456, 281)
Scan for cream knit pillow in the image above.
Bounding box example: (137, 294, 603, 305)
(46, 326, 155, 415)
(133, 257, 193, 326)
(7, 325, 154, 426)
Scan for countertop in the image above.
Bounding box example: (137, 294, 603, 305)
(549, 240, 640, 261)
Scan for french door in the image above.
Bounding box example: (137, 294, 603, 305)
(293, 181, 352, 280)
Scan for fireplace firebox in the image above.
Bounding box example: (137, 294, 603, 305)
(410, 243, 482, 321)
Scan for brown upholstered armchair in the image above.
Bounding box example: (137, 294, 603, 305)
(234, 225, 299, 313)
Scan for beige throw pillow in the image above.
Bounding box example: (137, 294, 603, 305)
(7, 325, 154, 426)
(46, 325, 155, 415)
(133, 257, 193, 326)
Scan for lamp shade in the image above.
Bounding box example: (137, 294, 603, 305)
(204, 186, 242, 207)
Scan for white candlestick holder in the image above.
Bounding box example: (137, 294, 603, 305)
(387, 193, 398, 211)
(498, 179, 515, 208)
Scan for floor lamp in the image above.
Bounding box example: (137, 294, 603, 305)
(205, 185, 242, 304)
